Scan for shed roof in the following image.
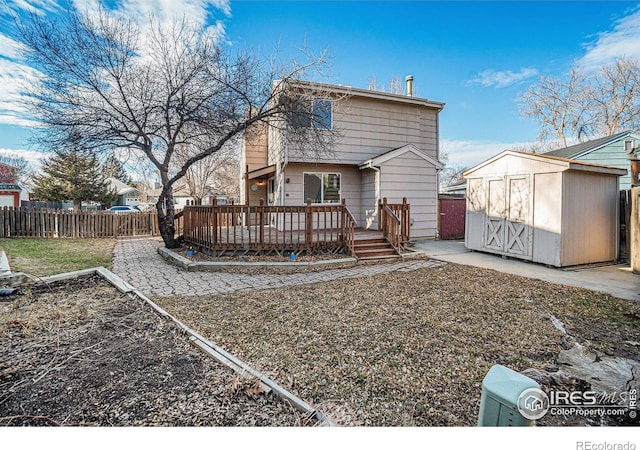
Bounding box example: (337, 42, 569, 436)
(464, 150, 628, 178)
(543, 131, 636, 159)
(359, 144, 444, 170)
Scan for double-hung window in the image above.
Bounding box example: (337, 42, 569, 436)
(303, 172, 341, 204)
(292, 98, 332, 130)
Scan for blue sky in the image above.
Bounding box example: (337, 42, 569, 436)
(1, 0, 640, 169)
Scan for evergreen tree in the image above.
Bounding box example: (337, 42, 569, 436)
(102, 153, 132, 185)
(32, 149, 116, 210)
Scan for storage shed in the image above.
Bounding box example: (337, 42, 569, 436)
(464, 151, 627, 267)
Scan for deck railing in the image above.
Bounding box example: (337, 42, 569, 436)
(379, 197, 410, 251)
(182, 199, 357, 255)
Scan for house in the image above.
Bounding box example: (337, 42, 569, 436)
(464, 151, 626, 267)
(240, 78, 445, 239)
(440, 179, 467, 196)
(107, 177, 142, 207)
(544, 131, 640, 190)
(0, 162, 22, 208)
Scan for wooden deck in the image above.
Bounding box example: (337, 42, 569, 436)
(181, 202, 408, 258)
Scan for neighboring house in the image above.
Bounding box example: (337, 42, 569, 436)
(240, 79, 445, 239)
(440, 179, 467, 196)
(544, 130, 640, 190)
(107, 177, 142, 207)
(0, 162, 21, 208)
(146, 184, 229, 208)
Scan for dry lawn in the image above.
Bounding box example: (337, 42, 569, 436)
(156, 263, 640, 426)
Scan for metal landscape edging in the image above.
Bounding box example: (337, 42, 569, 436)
(4, 267, 333, 427)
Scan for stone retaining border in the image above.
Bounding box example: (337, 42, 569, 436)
(158, 246, 358, 272)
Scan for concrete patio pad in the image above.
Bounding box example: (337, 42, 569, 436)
(412, 239, 640, 302)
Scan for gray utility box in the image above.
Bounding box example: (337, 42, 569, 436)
(478, 364, 540, 426)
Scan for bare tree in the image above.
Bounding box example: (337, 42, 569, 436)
(367, 75, 405, 95)
(520, 57, 640, 147)
(175, 142, 239, 204)
(0, 155, 33, 188)
(592, 57, 640, 136)
(519, 68, 594, 147)
(13, 5, 338, 248)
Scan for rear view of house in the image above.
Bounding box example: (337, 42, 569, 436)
(240, 78, 445, 239)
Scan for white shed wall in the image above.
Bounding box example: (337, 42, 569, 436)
(560, 171, 619, 266)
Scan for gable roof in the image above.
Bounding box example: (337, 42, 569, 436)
(464, 150, 628, 178)
(284, 80, 445, 111)
(543, 131, 635, 159)
(359, 144, 445, 170)
(107, 177, 139, 195)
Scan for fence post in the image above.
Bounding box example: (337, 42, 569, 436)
(381, 198, 388, 232)
(631, 187, 640, 273)
(305, 199, 313, 248)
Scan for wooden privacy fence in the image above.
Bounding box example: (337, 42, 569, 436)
(378, 197, 410, 251)
(0, 207, 183, 238)
(182, 199, 357, 255)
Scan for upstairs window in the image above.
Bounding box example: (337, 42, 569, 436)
(311, 99, 332, 130)
(303, 172, 340, 204)
(292, 98, 332, 130)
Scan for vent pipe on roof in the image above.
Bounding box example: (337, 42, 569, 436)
(405, 75, 413, 97)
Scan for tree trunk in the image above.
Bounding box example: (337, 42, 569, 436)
(156, 189, 179, 249)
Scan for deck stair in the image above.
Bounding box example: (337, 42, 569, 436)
(352, 234, 401, 261)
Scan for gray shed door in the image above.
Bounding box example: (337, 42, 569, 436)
(483, 176, 532, 258)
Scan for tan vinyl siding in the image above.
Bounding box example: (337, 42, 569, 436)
(244, 123, 269, 171)
(287, 96, 440, 165)
(281, 163, 363, 225)
(560, 171, 619, 265)
(379, 151, 438, 238)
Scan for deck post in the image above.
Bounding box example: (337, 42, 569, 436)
(305, 199, 313, 249)
(259, 199, 265, 246)
(381, 198, 388, 232)
(402, 197, 409, 243)
(341, 199, 346, 240)
(211, 205, 218, 245)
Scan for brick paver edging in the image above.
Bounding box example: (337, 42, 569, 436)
(111, 238, 446, 298)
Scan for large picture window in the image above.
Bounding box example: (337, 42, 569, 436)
(303, 172, 341, 204)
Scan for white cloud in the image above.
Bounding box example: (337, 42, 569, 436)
(441, 138, 536, 168)
(578, 5, 640, 71)
(0, 148, 46, 164)
(468, 68, 539, 88)
(0, 0, 231, 128)
(5, 0, 59, 15)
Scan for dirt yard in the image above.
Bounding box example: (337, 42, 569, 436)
(0, 275, 306, 426)
(156, 263, 640, 426)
